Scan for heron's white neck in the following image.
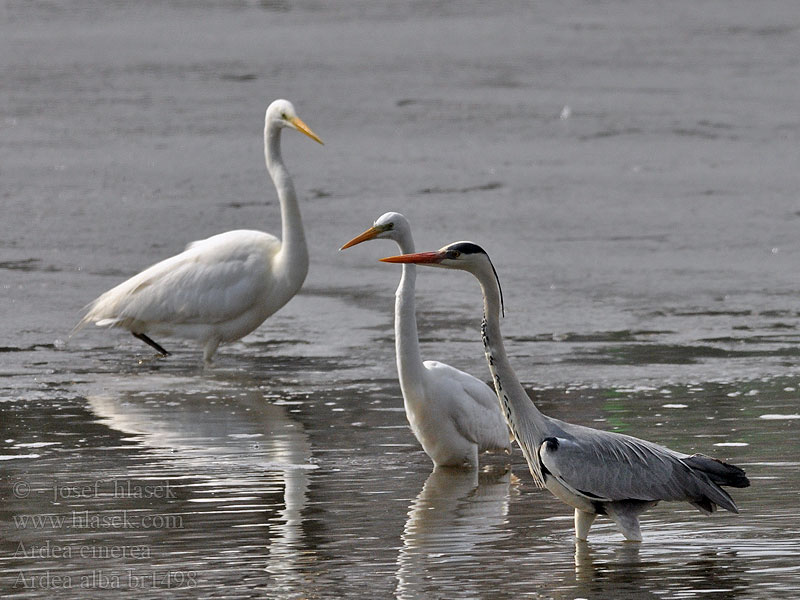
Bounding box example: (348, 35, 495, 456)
(266, 124, 309, 286)
(477, 270, 548, 486)
(393, 232, 427, 399)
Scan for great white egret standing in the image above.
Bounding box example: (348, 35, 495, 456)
(381, 241, 750, 541)
(340, 213, 511, 468)
(74, 99, 323, 364)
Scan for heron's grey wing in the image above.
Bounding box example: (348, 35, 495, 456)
(539, 425, 738, 511)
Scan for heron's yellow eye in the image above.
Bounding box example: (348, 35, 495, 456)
(446, 250, 461, 259)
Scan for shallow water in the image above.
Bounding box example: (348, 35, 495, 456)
(2, 1, 800, 598)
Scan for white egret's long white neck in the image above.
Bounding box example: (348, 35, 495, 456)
(394, 230, 426, 399)
(477, 267, 549, 486)
(265, 122, 309, 285)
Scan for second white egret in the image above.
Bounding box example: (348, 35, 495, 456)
(341, 213, 511, 468)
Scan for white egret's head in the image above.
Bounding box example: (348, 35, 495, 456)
(339, 212, 410, 250)
(266, 99, 323, 144)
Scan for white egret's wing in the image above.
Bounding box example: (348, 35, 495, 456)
(79, 230, 280, 330)
(423, 360, 512, 452)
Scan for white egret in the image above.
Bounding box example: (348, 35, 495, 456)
(74, 99, 323, 364)
(381, 242, 750, 541)
(340, 213, 511, 468)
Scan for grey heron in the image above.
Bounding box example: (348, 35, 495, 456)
(340, 213, 511, 467)
(74, 99, 323, 364)
(381, 241, 750, 541)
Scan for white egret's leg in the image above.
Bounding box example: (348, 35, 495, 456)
(133, 332, 170, 356)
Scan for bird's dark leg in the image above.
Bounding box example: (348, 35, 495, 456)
(132, 332, 170, 357)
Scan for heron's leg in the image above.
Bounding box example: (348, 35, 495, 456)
(467, 444, 480, 469)
(574, 509, 596, 541)
(605, 504, 643, 542)
(203, 337, 221, 366)
(573, 539, 594, 580)
(132, 332, 170, 357)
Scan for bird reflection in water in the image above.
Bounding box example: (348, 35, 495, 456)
(85, 383, 316, 596)
(396, 465, 513, 599)
(572, 540, 750, 598)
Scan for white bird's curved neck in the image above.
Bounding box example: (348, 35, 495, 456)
(394, 234, 426, 398)
(266, 125, 308, 282)
(478, 273, 548, 486)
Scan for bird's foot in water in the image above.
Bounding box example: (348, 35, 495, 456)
(136, 352, 170, 366)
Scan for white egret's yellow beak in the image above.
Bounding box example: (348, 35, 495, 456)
(339, 225, 383, 251)
(289, 116, 324, 145)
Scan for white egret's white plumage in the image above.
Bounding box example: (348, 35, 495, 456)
(381, 242, 750, 541)
(340, 213, 511, 468)
(75, 99, 323, 364)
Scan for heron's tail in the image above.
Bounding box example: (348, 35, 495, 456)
(683, 454, 750, 515)
(684, 454, 750, 488)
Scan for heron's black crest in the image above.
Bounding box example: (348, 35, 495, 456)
(449, 241, 487, 256)
(488, 254, 505, 318)
(445, 241, 505, 317)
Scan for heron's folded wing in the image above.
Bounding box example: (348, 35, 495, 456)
(540, 429, 700, 504)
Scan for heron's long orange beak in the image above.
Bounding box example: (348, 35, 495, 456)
(289, 116, 324, 145)
(379, 251, 444, 264)
(340, 226, 381, 251)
